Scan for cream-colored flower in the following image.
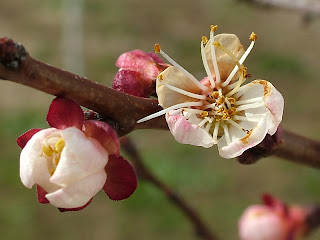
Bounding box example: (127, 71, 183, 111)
(138, 26, 284, 158)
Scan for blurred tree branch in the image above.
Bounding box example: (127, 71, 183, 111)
(1, 37, 320, 169)
(239, 0, 320, 23)
(120, 136, 219, 240)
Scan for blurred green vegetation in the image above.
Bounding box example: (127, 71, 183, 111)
(0, 0, 320, 239)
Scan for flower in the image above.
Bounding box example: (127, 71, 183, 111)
(17, 97, 137, 211)
(137, 26, 284, 158)
(113, 49, 168, 97)
(238, 194, 307, 240)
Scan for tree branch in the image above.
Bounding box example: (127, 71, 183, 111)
(1, 37, 320, 169)
(0, 37, 167, 136)
(120, 136, 219, 240)
(239, 0, 320, 20)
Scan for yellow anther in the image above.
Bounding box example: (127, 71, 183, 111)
(222, 113, 229, 120)
(154, 43, 161, 53)
(242, 67, 248, 78)
(212, 40, 221, 47)
(54, 138, 65, 153)
(210, 25, 218, 32)
(249, 32, 258, 41)
(217, 96, 225, 104)
(212, 91, 220, 99)
(200, 111, 209, 117)
(202, 36, 208, 45)
(158, 74, 163, 80)
(215, 116, 222, 122)
(42, 144, 54, 157)
(227, 97, 236, 104)
(217, 107, 224, 114)
(228, 107, 237, 116)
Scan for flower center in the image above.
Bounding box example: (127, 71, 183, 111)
(41, 134, 65, 175)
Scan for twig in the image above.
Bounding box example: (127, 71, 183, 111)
(120, 136, 219, 240)
(1, 37, 320, 169)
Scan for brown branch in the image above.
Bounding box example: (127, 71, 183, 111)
(120, 136, 219, 240)
(0, 38, 167, 136)
(1, 37, 320, 169)
(239, 0, 320, 20)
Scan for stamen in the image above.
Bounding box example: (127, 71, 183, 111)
(210, 28, 221, 85)
(227, 97, 236, 104)
(162, 82, 206, 100)
(222, 34, 257, 87)
(202, 36, 208, 45)
(233, 115, 261, 122)
(222, 124, 231, 145)
(155, 45, 207, 91)
(236, 101, 265, 112)
(137, 101, 203, 123)
(205, 122, 212, 132)
(234, 97, 263, 105)
(183, 108, 204, 114)
(200, 111, 209, 117)
(42, 144, 53, 157)
(225, 68, 246, 97)
(212, 121, 220, 141)
(227, 119, 244, 131)
(212, 91, 220, 99)
(201, 39, 215, 88)
(54, 138, 65, 153)
(198, 118, 209, 127)
(213, 41, 242, 72)
(154, 43, 161, 53)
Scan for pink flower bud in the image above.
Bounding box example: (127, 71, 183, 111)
(238, 194, 307, 240)
(113, 49, 168, 97)
(17, 97, 137, 211)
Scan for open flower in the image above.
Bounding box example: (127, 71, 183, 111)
(137, 26, 284, 158)
(17, 97, 137, 211)
(113, 49, 168, 97)
(239, 194, 307, 240)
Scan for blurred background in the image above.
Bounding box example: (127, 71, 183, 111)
(0, 0, 320, 239)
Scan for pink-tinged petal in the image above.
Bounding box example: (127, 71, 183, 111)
(103, 155, 137, 201)
(51, 127, 109, 186)
(251, 80, 284, 135)
(58, 198, 93, 212)
(218, 115, 271, 158)
(262, 194, 289, 217)
(20, 128, 58, 190)
(37, 184, 49, 204)
(17, 128, 42, 149)
(46, 97, 84, 130)
(116, 49, 164, 81)
(113, 69, 150, 97)
(157, 66, 202, 108)
(166, 111, 215, 148)
(46, 170, 106, 208)
(83, 120, 120, 156)
(239, 205, 289, 240)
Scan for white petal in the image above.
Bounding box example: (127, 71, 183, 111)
(50, 127, 109, 186)
(166, 110, 215, 148)
(20, 128, 59, 192)
(237, 80, 284, 135)
(46, 170, 107, 208)
(218, 114, 271, 158)
(157, 66, 202, 108)
(205, 34, 245, 81)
